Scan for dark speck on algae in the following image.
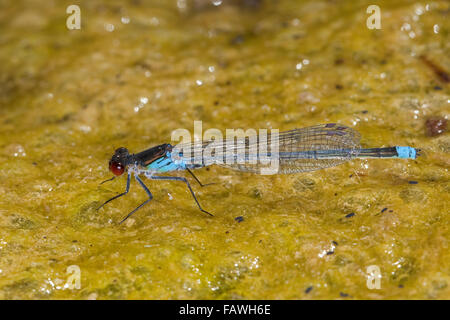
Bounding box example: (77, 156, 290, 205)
(345, 213, 355, 218)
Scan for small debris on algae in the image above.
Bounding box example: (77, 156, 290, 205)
(420, 56, 450, 83)
(345, 212, 355, 218)
(375, 207, 388, 216)
(425, 117, 447, 137)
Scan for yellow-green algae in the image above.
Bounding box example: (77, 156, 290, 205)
(0, 0, 449, 299)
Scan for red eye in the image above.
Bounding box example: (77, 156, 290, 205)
(109, 161, 125, 176)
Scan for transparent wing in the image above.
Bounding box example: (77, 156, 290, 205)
(273, 124, 361, 173)
(173, 123, 361, 174)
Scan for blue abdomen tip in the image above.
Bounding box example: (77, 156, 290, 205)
(396, 146, 417, 159)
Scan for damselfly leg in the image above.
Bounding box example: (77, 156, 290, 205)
(119, 175, 153, 224)
(186, 168, 216, 187)
(150, 175, 213, 217)
(99, 176, 115, 185)
(97, 172, 131, 211)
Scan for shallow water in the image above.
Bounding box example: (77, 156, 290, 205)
(0, 0, 449, 299)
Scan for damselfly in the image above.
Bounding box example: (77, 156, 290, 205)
(98, 123, 420, 224)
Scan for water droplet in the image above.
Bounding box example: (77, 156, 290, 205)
(79, 125, 91, 133)
(140, 97, 148, 104)
(291, 18, 300, 26)
(433, 24, 439, 34)
(401, 23, 411, 31)
(149, 17, 159, 26)
(104, 23, 115, 32)
(415, 6, 424, 15)
(177, 0, 187, 10)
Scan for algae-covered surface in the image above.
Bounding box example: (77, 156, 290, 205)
(0, 0, 449, 299)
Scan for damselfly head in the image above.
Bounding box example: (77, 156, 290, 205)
(109, 147, 130, 176)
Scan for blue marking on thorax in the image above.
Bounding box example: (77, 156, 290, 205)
(146, 152, 186, 172)
(396, 146, 417, 159)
